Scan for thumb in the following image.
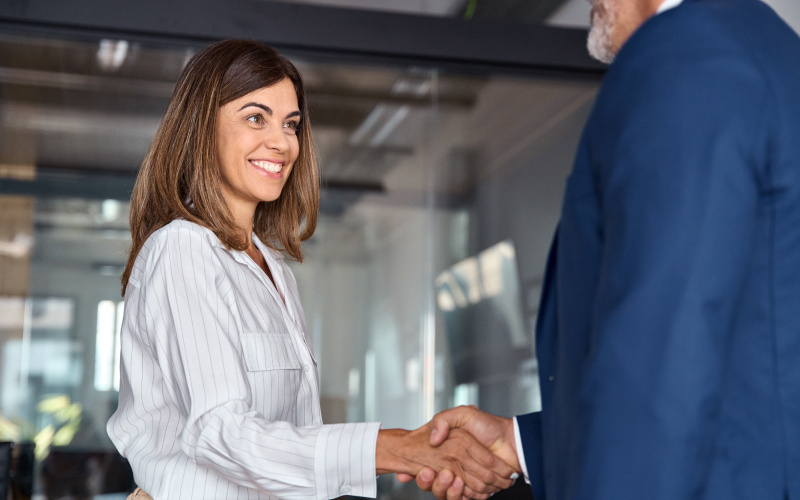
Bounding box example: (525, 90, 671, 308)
(429, 414, 452, 446)
(430, 406, 473, 446)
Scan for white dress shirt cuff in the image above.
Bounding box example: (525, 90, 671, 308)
(513, 417, 530, 484)
(314, 421, 381, 499)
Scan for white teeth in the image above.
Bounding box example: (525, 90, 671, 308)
(252, 160, 282, 173)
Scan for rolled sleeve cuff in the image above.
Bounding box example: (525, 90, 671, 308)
(314, 422, 380, 499)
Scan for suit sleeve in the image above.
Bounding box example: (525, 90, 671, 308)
(574, 37, 774, 498)
(516, 413, 545, 500)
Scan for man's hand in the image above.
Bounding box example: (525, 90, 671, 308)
(396, 406, 521, 499)
(376, 421, 515, 500)
(430, 405, 520, 472)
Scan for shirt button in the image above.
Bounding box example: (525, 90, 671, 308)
(548, 375, 555, 382)
(341, 484, 351, 494)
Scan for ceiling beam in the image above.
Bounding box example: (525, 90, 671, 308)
(0, 0, 605, 77)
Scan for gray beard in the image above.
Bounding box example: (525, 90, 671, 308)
(587, 7, 616, 64)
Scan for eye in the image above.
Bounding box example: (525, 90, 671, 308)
(283, 120, 300, 134)
(246, 114, 264, 125)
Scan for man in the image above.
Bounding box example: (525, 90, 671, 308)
(406, 0, 800, 498)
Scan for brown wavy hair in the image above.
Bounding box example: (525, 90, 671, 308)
(121, 39, 319, 295)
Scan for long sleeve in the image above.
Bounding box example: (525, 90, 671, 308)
(514, 413, 545, 500)
(108, 221, 379, 500)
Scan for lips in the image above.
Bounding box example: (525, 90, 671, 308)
(250, 159, 283, 174)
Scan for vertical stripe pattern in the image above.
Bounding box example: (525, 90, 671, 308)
(107, 220, 379, 500)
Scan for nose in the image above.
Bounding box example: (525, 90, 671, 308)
(263, 122, 289, 152)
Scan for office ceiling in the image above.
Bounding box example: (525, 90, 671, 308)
(0, 31, 596, 196)
(0, 12, 599, 271)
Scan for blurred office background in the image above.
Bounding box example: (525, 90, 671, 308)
(0, 0, 797, 498)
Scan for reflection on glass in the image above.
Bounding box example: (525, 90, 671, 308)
(436, 241, 526, 348)
(34, 395, 83, 461)
(0, 29, 595, 498)
(0, 297, 80, 449)
(435, 240, 534, 415)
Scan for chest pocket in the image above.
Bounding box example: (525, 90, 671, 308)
(241, 333, 304, 422)
(241, 332, 302, 371)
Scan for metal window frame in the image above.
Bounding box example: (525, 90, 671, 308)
(0, 0, 605, 77)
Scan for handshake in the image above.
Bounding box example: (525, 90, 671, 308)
(376, 405, 521, 500)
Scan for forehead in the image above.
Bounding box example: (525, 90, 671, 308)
(228, 78, 299, 110)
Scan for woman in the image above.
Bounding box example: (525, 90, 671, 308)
(107, 39, 515, 500)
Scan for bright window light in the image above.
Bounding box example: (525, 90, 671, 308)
(94, 300, 123, 392)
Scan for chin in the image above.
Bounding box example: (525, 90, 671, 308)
(259, 191, 286, 204)
(586, 11, 617, 64)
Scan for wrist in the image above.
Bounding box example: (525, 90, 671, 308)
(493, 417, 522, 474)
(375, 428, 417, 476)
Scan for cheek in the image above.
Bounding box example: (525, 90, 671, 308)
(215, 129, 230, 165)
(216, 142, 233, 178)
(289, 137, 301, 163)
(217, 131, 247, 170)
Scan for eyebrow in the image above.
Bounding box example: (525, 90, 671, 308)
(238, 102, 302, 119)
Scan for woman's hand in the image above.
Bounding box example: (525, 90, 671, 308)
(375, 422, 515, 499)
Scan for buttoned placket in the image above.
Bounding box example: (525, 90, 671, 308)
(230, 237, 321, 418)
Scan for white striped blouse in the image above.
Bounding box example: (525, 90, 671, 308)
(107, 220, 380, 500)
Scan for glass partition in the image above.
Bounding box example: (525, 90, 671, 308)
(0, 31, 597, 498)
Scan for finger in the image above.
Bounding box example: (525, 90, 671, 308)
(464, 450, 514, 491)
(449, 429, 514, 491)
(460, 469, 511, 495)
(396, 473, 415, 483)
(466, 440, 515, 479)
(462, 484, 490, 500)
(458, 468, 491, 496)
(430, 469, 455, 500)
(446, 474, 466, 500)
(414, 467, 436, 492)
(434, 406, 520, 475)
(459, 464, 507, 494)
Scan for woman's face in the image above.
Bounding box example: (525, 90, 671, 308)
(215, 78, 301, 223)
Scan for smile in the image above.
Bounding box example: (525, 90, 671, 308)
(251, 159, 283, 174)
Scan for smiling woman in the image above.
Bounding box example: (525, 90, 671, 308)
(106, 39, 515, 500)
(118, 39, 319, 293)
(215, 80, 303, 279)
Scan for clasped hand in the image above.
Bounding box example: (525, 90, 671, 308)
(377, 405, 520, 500)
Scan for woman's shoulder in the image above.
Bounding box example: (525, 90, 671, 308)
(128, 220, 227, 290)
(146, 219, 221, 250)
(132, 220, 223, 274)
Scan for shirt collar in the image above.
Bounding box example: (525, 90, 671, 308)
(657, 0, 683, 14)
(252, 232, 284, 261)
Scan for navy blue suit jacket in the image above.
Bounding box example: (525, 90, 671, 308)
(517, 0, 800, 498)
